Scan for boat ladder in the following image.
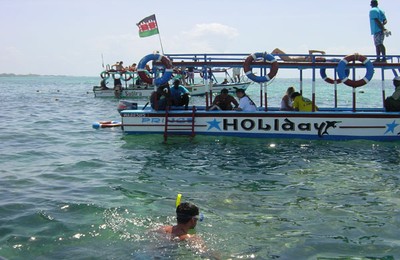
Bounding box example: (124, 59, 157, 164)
(164, 106, 196, 142)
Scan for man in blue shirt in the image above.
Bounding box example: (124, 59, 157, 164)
(369, 0, 387, 62)
(170, 79, 190, 109)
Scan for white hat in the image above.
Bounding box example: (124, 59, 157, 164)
(394, 76, 400, 82)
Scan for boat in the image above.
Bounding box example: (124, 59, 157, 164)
(118, 52, 400, 141)
(93, 68, 251, 98)
(93, 84, 153, 98)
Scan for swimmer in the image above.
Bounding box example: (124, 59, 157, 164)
(160, 202, 201, 241)
(155, 199, 220, 259)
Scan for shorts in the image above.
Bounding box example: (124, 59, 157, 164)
(373, 31, 385, 46)
(187, 71, 194, 79)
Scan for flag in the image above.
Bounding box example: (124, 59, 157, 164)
(137, 14, 159, 38)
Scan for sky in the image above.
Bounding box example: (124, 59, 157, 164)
(1, 0, 399, 77)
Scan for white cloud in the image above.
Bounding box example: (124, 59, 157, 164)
(168, 23, 239, 53)
(183, 23, 239, 39)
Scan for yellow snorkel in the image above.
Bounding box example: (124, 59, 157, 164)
(175, 193, 182, 208)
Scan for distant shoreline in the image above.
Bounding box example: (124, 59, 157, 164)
(0, 73, 83, 77)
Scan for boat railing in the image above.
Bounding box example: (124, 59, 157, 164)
(159, 52, 400, 112)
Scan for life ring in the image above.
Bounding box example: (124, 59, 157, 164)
(137, 53, 173, 85)
(112, 72, 122, 80)
(337, 54, 374, 88)
(243, 52, 278, 83)
(100, 71, 110, 79)
(320, 68, 350, 84)
(92, 121, 121, 129)
(121, 71, 133, 81)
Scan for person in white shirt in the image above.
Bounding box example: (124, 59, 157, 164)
(234, 89, 257, 112)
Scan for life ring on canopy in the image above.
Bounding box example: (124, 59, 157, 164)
(121, 71, 133, 81)
(137, 54, 173, 85)
(337, 54, 374, 88)
(243, 52, 278, 83)
(320, 68, 350, 85)
(100, 71, 110, 79)
(112, 72, 122, 80)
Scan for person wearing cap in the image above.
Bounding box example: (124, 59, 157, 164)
(234, 88, 257, 112)
(369, 0, 388, 62)
(170, 79, 190, 109)
(208, 88, 239, 111)
(384, 77, 400, 112)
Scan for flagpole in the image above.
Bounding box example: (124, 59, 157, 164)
(157, 34, 165, 54)
(155, 16, 165, 54)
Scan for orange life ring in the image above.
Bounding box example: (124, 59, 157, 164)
(320, 68, 349, 85)
(243, 52, 278, 83)
(137, 54, 173, 85)
(337, 54, 374, 88)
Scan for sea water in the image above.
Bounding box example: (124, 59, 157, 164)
(0, 76, 399, 259)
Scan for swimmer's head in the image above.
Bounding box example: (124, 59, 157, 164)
(176, 202, 199, 224)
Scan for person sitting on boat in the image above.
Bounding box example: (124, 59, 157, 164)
(234, 88, 257, 112)
(128, 63, 137, 72)
(290, 92, 319, 112)
(170, 79, 190, 109)
(117, 61, 124, 71)
(150, 83, 170, 110)
(384, 76, 400, 112)
(208, 88, 239, 111)
(280, 86, 295, 111)
(111, 61, 125, 72)
(271, 48, 326, 62)
(221, 78, 229, 84)
(100, 78, 109, 90)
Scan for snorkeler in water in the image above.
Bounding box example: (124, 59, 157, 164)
(160, 202, 201, 241)
(155, 195, 220, 259)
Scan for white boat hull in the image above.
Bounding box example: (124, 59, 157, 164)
(120, 108, 400, 141)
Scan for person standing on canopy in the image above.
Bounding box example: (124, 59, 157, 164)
(369, 0, 388, 62)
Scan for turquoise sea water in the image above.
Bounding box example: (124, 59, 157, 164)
(0, 76, 399, 259)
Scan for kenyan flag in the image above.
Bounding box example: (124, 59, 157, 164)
(137, 14, 159, 38)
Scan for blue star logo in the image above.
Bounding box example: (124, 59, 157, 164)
(207, 118, 222, 131)
(384, 120, 399, 134)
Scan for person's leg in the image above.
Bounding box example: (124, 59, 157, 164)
(380, 44, 386, 61)
(373, 32, 385, 61)
(271, 48, 303, 61)
(181, 94, 189, 109)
